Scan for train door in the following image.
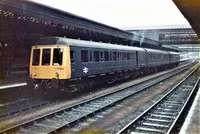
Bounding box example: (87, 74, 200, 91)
(136, 51, 138, 68)
(70, 48, 76, 77)
(80, 49, 89, 76)
(144, 49, 148, 66)
(100, 51, 104, 72)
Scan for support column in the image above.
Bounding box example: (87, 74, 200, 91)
(0, 42, 7, 79)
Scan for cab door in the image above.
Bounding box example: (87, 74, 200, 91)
(69, 47, 76, 77)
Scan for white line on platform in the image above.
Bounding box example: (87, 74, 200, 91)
(179, 87, 200, 134)
(0, 83, 27, 90)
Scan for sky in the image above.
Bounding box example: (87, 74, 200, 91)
(32, 0, 189, 29)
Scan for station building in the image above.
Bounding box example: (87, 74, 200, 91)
(123, 24, 200, 58)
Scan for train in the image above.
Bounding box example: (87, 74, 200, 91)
(29, 36, 180, 96)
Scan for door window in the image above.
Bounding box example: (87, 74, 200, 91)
(70, 50, 75, 63)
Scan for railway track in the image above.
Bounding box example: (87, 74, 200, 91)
(117, 66, 199, 134)
(0, 62, 192, 120)
(0, 99, 53, 118)
(0, 62, 197, 133)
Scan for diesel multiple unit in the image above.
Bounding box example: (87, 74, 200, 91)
(29, 36, 180, 95)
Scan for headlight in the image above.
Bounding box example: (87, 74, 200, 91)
(33, 72, 37, 76)
(56, 72, 59, 77)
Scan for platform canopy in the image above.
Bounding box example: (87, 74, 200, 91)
(173, 0, 200, 37)
(0, 0, 162, 49)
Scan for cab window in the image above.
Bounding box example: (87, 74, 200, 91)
(53, 48, 63, 66)
(32, 49, 40, 65)
(42, 49, 51, 65)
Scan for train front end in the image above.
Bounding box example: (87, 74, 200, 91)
(29, 45, 71, 91)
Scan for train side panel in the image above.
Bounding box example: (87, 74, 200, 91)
(145, 49, 170, 67)
(137, 51, 147, 68)
(69, 46, 140, 78)
(169, 52, 180, 65)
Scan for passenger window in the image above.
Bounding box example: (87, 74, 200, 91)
(113, 52, 117, 61)
(133, 53, 135, 60)
(124, 53, 127, 60)
(42, 49, 51, 65)
(53, 48, 63, 66)
(130, 53, 133, 60)
(81, 50, 88, 62)
(89, 51, 93, 62)
(123, 53, 126, 60)
(100, 52, 104, 61)
(32, 49, 40, 65)
(118, 52, 120, 60)
(104, 51, 109, 61)
(110, 52, 113, 61)
(70, 50, 75, 63)
(127, 53, 130, 60)
(94, 51, 100, 62)
(121, 52, 124, 60)
(150, 54, 152, 59)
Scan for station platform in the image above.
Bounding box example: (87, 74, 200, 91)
(0, 75, 28, 90)
(179, 87, 200, 134)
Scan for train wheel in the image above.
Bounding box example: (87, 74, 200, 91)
(105, 74, 115, 84)
(68, 85, 79, 93)
(106, 78, 115, 84)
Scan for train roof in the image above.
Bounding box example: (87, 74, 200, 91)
(144, 48, 169, 54)
(36, 36, 145, 52)
(168, 51, 179, 55)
